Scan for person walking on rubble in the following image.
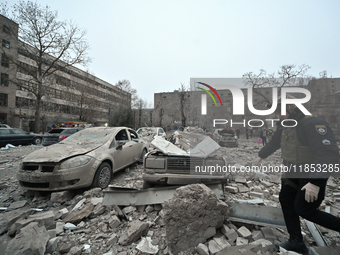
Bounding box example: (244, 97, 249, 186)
(256, 95, 340, 254)
(259, 127, 268, 146)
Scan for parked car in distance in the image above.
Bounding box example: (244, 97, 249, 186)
(0, 128, 42, 148)
(0, 124, 11, 128)
(42, 128, 82, 146)
(17, 127, 148, 191)
(137, 127, 166, 139)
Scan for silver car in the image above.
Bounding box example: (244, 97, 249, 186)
(17, 127, 147, 191)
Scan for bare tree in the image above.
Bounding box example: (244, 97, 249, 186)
(178, 83, 189, 127)
(115, 80, 138, 109)
(243, 64, 311, 104)
(2, 1, 90, 132)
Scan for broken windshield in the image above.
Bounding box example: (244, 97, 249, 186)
(61, 128, 116, 145)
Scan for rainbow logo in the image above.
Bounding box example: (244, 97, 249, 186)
(196, 82, 223, 106)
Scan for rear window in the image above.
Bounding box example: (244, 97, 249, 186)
(61, 129, 78, 135)
(48, 129, 65, 134)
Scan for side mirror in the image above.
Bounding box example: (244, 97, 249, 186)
(116, 141, 126, 150)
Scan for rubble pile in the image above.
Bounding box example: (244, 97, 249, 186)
(1, 139, 340, 254)
(163, 184, 229, 254)
(184, 126, 206, 135)
(217, 129, 238, 148)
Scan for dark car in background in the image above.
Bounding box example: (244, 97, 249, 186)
(0, 128, 42, 147)
(42, 128, 82, 146)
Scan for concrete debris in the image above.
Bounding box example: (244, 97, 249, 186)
(14, 210, 55, 232)
(163, 183, 229, 254)
(196, 243, 209, 255)
(46, 237, 60, 253)
(5, 222, 49, 255)
(8, 200, 27, 209)
(64, 222, 77, 230)
(151, 136, 189, 156)
(118, 220, 149, 246)
(136, 236, 159, 254)
(63, 203, 94, 223)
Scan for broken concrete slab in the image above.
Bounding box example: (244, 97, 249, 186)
(14, 210, 55, 232)
(0, 208, 30, 234)
(63, 203, 94, 224)
(151, 136, 189, 156)
(5, 222, 49, 255)
(163, 184, 229, 254)
(136, 236, 159, 254)
(8, 200, 27, 209)
(118, 220, 149, 246)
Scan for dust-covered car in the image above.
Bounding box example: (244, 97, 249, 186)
(142, 134, 228, 187)
(17, 127, 147, 191)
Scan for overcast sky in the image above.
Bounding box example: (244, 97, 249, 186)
(7, 0, 340, 106)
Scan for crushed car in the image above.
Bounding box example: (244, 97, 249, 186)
(17, 127, 147, 191)
(142, 131, 229, 187)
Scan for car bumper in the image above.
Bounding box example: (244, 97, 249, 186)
(143, 173, 228, 185)
(17, 160, 97, 191)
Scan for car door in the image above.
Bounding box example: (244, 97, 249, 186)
(127, 129, 143, 160)
(112, 128, 135, 170)
(0, 129, 12, 147)
(11, 129, 31, 145)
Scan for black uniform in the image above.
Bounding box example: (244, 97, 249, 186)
(258, 109, 340, 243)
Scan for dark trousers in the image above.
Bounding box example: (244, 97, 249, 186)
(279, 179, 340, 242)
(262, 137, 267, 146)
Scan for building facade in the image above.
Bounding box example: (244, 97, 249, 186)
(0, 14, 130, 131)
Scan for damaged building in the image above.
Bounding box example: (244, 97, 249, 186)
(0, 14, 130, 131)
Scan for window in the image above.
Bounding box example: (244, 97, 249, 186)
(1, 54, 9, 68)
(0, 93, 8, 106)
(1, 73, 9, 87)
(115, 129, 129, 141)
(2, 39, 10, 49)
(2, 25, 10, 34)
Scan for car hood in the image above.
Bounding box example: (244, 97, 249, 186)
(23, 143, 102, 163)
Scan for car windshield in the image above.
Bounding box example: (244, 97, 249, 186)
(61, 128, 116, 145)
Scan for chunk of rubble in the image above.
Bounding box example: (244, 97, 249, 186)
(8, 200, 27, 209)
(196, 243, 209, 255)
(118, 220, 149, 246)
(14, 210, 55, 232)
(5, 222, 49, 255)
(163, 183, 229, 254)
(63, 203, 94, 224)
(136, 236, 159, 254)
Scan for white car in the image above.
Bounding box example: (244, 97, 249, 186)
(137, 127, 166, 139)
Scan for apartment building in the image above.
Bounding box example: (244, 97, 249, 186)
(0, 14, 130, 131)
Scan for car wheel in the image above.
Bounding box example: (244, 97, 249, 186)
(140, 149, 147, 161)
(33, 137, 42, 145)
(92, 162, 112, 189)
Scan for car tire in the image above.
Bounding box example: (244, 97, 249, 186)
(92, 162, 112, 189)
(33, 137, 42, 145)
(140, 149, 147, 161)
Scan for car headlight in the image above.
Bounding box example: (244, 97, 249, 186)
(59, 155, 92, 169)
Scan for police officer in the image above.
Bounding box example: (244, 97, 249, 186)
(256, 96, 340, 254)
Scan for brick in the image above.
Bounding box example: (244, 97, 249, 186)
(236, 237, 248, 245)
(249, 192, 264, 199)
(251, 230, 263, 241)
(235, 177, 247, 184)
(237, 226, 252, 238)
(225, 186, 238, 193)
(220, 224, 230, 235)
(208, 240, 222, 254)
(196, 243, 209, 255)
(250, 238, 272, 247)
(260, 227, 276, 241)
(224, 229, 238, 243)
(238, 186, 249, 193)
(213, 236, 231, 249)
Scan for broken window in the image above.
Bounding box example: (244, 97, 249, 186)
(0, 93, 8, 106)
(2, 39, 10, 49)
(2, 25, 10, 34)
(1, 73, 9, 87)
(115, 129, 129, 142)
(1, 54, 9, 68)
(128, 129, 139, 142)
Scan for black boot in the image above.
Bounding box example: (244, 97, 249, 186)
(275, 239, 309, 254)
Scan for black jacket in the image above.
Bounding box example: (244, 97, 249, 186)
(258, 110, 339, 186)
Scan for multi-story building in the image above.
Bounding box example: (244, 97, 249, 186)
(0, 14, 130, 131)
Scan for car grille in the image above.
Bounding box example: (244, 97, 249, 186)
(167, 157, 204, 171)
(22, 163, 56, 172)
